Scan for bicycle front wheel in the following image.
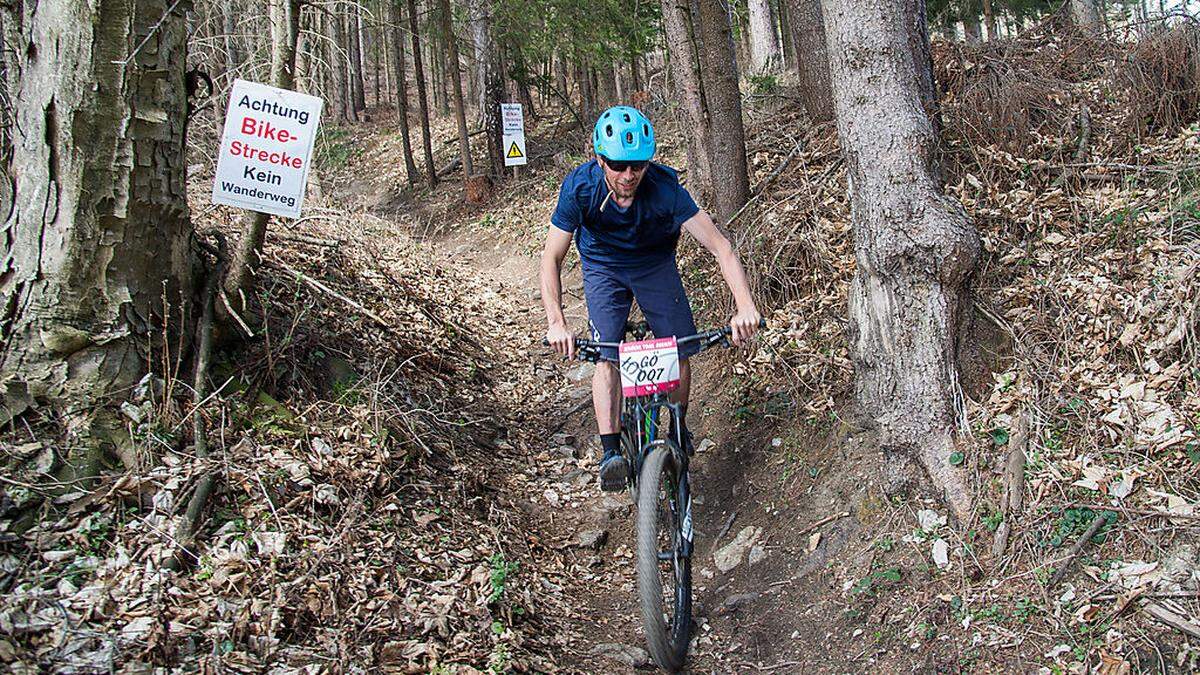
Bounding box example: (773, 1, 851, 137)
(635, 444, 692, 672)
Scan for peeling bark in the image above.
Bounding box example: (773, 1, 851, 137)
(0, 0, 195, 426)
(821, 0, 980, 520)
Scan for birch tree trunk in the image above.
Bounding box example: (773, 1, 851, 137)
(789, 0, 835, 123)
(408, 0, 438, 188)
(0, 0, 194, 443)
(747, 0, 781, 73)
(437, 0, 474, 175)
(390, 0, 420, 184)
(821, 0, 980, 520)
(1070, 0, 1101, 27)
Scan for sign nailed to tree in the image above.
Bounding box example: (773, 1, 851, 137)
(501, 103, 527, 167)
(212, 79, 323, 219)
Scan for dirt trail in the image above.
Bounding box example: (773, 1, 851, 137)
(333, 118, 1022, 673)
(439, 226, 884, 673)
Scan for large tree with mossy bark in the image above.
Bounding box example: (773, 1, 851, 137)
(0, 0, 195, 480)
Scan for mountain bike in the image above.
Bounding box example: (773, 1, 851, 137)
(551, 319, 763, 671)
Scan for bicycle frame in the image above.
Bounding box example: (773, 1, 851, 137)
(623, 393, 693, 559)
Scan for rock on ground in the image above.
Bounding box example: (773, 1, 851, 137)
(589, 642, 650, 668)
(713, 526, 762, 573)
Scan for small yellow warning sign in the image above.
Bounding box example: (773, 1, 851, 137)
(506, 142, 524, 159)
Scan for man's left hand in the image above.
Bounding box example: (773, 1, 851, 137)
(729, 306, 762, 346)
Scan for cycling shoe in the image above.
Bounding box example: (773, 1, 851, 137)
(598, 452, 630, 492)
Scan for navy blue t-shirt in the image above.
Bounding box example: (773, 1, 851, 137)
(551, 160, 700, 268)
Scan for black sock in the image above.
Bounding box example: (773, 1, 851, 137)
(600, 432, 621, 457)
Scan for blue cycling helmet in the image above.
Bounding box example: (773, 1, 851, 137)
(593, 106, 656, 162)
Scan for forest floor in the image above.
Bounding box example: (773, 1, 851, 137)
(3, 32, 1200, 674)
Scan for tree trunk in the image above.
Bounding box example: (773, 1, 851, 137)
(337, 6, 358, 121)
(982, 0, 997, 40)
(466, 0, 502, 173)
(0, 0, 194, 435)
(903, 0, 939, 137)
(747, 0, 781, 73)
(437, 0, 474, 175)
(694, 0, 751, 221)
(963, 14, 982, 43)
(223, 1, 242, 78)
(408, 0, 438, 189)
(778, 0, 798, 71)
(596, 57, 617, 106)
(391, 0, 420, 184)
(1070, 0, 1101, 27)
(327, 9, 349, 120)
(820, 0, 981, 521)
(349, 4, 367, 114)
(467, 0, 504, 181)
(435, 27, 451, 116)
(295, 7, 312, 93)
(660, 0, 713, 204)
(789, 0, 835, 123)
(371, 22, 381, 108)
(224, 0, 301, 306)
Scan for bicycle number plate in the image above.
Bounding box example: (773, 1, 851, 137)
(618, 337, 681, 397)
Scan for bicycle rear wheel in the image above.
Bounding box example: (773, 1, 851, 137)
(635, 444, 692, 672)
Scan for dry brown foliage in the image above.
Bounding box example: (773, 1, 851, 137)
(1114, 23, 1200, 142)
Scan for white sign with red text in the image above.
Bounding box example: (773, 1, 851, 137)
(212, 79, 323, 219)
(618, 337, 681, 398)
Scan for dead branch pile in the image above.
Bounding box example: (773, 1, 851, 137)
(1114, 23, 1200, 141)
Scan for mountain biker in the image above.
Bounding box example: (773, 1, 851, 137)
(540, 105, 762, 492)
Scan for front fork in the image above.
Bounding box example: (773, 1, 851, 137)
(626, 399, 694, 559)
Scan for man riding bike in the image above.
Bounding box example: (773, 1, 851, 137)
(541, 105, 762, 492)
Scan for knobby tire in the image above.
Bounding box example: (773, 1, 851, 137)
(636, 444, 691, 672)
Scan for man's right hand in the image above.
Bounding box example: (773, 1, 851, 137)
(546, 322, 576, 360)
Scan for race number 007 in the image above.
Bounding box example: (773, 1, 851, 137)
(618, 337, 681, 397)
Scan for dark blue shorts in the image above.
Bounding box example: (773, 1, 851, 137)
(582, 256, 699, 361)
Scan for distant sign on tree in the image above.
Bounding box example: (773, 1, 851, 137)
(212, 79, 323, 219)
(501, 103, 527, 167)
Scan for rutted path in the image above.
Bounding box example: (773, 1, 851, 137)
(437, 226, 873, 673)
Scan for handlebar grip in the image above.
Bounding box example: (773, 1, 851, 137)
(720, 318, 768, 335)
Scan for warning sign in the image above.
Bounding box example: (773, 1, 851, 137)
(501, 103, 527, 167)
(211, 79, 323, 219)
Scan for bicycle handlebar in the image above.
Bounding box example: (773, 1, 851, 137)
(542, 319, 767, 363)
